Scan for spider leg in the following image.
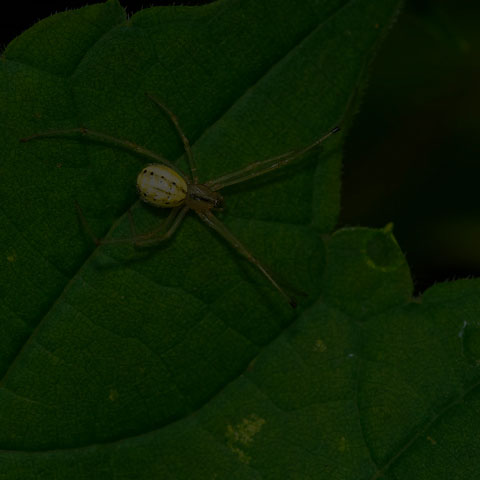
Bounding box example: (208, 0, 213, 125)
(21, 127, 187, 179)
(75, 200, 103, 245)
(76, 202, 188, 247)
(133, 205, 189, 247)
(146, 92, 198, 183)
(206, 126, 340, 191)
(197, 210, 297, 308)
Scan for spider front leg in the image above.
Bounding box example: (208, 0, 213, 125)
(21, 127, 187, 179)
(76, 202, 189, 247)
(206, 126, 340, 191)
(146, 92, 198, 183)
(197, 210, 297, 308)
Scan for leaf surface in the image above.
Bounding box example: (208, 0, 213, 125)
(5, 1, 478, 479)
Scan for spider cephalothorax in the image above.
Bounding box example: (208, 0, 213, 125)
(186, 184, 224, 211)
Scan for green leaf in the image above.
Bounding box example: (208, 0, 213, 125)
(11, 1, 480, 479)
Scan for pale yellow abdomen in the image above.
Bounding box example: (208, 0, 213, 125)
(136, 164, 187, 207)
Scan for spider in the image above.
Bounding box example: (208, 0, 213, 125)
(21, 93, 339, 307)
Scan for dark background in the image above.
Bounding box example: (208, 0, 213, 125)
(3, 0, 479, 295)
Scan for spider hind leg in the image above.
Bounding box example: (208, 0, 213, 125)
(197, 209, 298, 308)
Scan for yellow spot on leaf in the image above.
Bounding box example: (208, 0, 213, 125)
(108, 389, 119, 401)
(426, 436, 437, 445)
(314, 338, 327, 352)
(230, 446, 251, 464)
(7, 253, 16, 262)
(225, 414, 266, 464)
(338, 436, 347, 452)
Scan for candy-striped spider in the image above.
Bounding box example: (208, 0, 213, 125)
(21, 93, 339, 307)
